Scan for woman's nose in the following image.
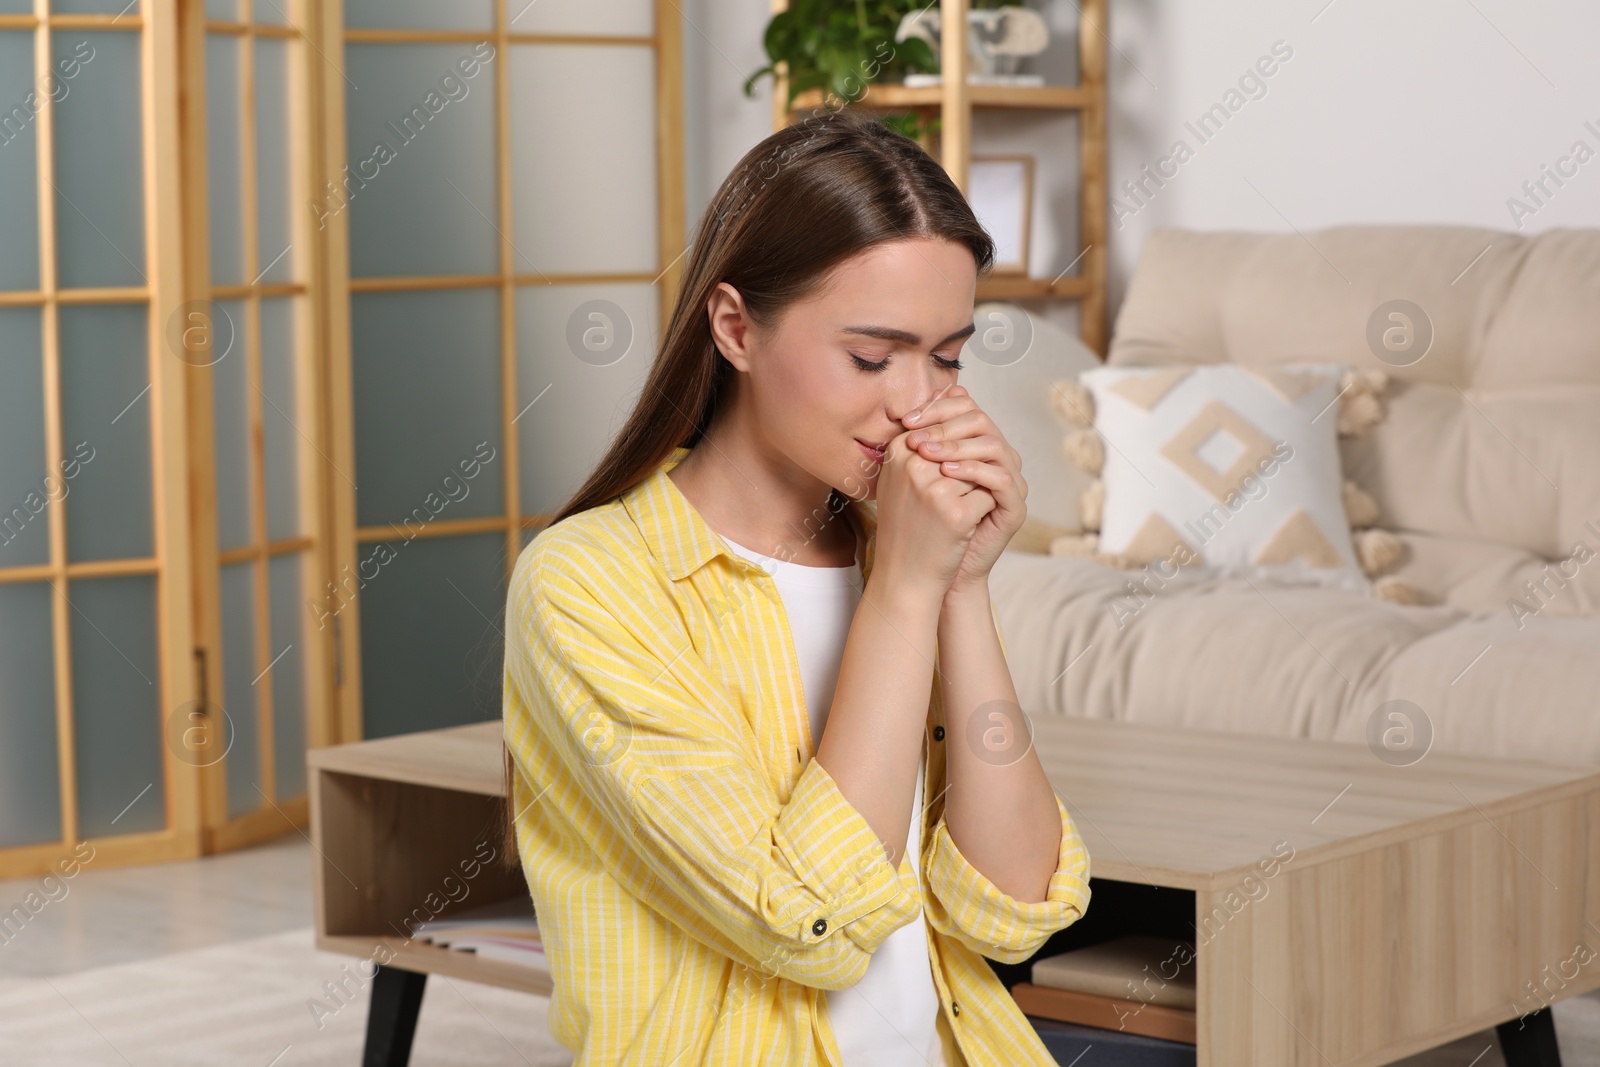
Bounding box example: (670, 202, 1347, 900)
(895, 380, 952, 427)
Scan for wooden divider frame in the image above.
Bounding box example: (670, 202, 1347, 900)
(317, 0, 687, 748)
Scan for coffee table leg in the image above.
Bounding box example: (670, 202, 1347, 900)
(363, 964, 428, 1067)
(1496, 1007, 1561, 1067)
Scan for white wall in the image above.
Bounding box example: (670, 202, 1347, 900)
(679, 0, 774, 242)
(683, 0, 1600, 333)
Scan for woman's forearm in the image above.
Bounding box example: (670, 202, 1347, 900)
(936, 582, 1061, 903)
(813, 563, 946, 869)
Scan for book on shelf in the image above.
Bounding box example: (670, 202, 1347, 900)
(1013, 935, 1198, 1046)
(1031, 935, 1195, 1010)
(411, 895, 545, 969)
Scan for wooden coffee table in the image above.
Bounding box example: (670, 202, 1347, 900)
(1018, 715, 1599, 1067)
(309, 717, 1599, 1067)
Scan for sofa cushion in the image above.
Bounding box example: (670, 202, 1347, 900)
(1106, 225, 1600, 614)
(1339, 379, 1600, 564)
(1478, 228, 1600, 388)
(1076, 363, 1364, 585)
(1383, 529, 1600, 620)
(990, 550, 1600, 767)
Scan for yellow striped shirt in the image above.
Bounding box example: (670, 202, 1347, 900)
(503, 445, 1092, 1066)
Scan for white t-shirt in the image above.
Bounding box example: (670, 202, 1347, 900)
(719, 533, 949, 1067)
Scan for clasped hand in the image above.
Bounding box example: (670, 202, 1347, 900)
(897, 384, 1028, 597)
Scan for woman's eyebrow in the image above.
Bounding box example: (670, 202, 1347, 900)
(839, 322, 976, 346)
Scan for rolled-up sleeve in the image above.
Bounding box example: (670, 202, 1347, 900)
(920, 792, 1092, 965)
(920, 596, 1091, 964)
(504, 545, 921, 990)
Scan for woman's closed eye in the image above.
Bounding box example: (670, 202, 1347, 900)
(848, 351, 963, 373)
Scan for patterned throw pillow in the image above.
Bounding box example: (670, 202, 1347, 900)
(1046, 363, 1423, 602)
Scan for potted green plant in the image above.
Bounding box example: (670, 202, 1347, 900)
(743, 0, 942, 140)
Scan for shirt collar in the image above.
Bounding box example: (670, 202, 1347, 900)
(624, 445, 878, 583)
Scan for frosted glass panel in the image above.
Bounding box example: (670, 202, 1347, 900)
(211, 299, 252, 551)
(359, 533, 505, 738)
(220, 560, 261, 819)
(0, 0, 32, 12)
(516, 284, 656, 514)
(351, 288, 503, 526)
(71, 575, 164, 838)
(206, 33, 245, 286)
(60, 304, 153, 562)
(54, 33, 145, 289)
(205, 0, 238, 17)
(253, 0, 289, 24)
(52, 0, 138, 12)
(343, 43, 498, 278)
(269, 552, 306, 798)
(509, 0, 652, 36)
(255, 37, 294, 284)
(261, 297, 299, 540)
(344, 0, 492, 31)
(0, 582, 60, 848)
(0, 307, 49, 567)
(0, 33, 40, 291)
(510, 45, 657, 275)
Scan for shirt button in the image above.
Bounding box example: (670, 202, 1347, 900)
(933, 725, 945, 741)
(952, 1001, 960, 1016)
(812, 918, 827, 936)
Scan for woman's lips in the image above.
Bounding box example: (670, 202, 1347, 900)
(856, 440, 886, 463)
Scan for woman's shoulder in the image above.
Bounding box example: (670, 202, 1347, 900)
(510, 498, 656, 611)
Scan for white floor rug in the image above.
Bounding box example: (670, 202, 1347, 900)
(2, 924, 1596, 1065)
(0, 926, 573, 1067)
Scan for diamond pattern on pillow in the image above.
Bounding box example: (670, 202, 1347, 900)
(1158, 401, 1279, 503)
(1077, 363, 1367, 587)
(1124, 512, 1198, 564)
(1108, 367, 1193, 411)
(1255, 509, 1348, 568)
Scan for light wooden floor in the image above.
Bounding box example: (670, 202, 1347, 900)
(1, 833, 1595, 1065)
(0, 833, 313, 979)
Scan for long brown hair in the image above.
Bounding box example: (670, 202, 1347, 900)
(499, 107, 996, 869)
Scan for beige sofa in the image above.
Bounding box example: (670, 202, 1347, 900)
(975, 225, 1600, 766)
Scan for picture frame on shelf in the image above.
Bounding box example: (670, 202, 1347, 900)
(968, 154, 1034, 276)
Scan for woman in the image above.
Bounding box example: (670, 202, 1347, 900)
(501, 108, 1091, 1066)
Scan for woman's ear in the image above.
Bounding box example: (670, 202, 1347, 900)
(706, 281, 755, 372)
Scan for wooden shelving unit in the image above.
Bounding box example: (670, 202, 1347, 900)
(771, 0, 1109, 356)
